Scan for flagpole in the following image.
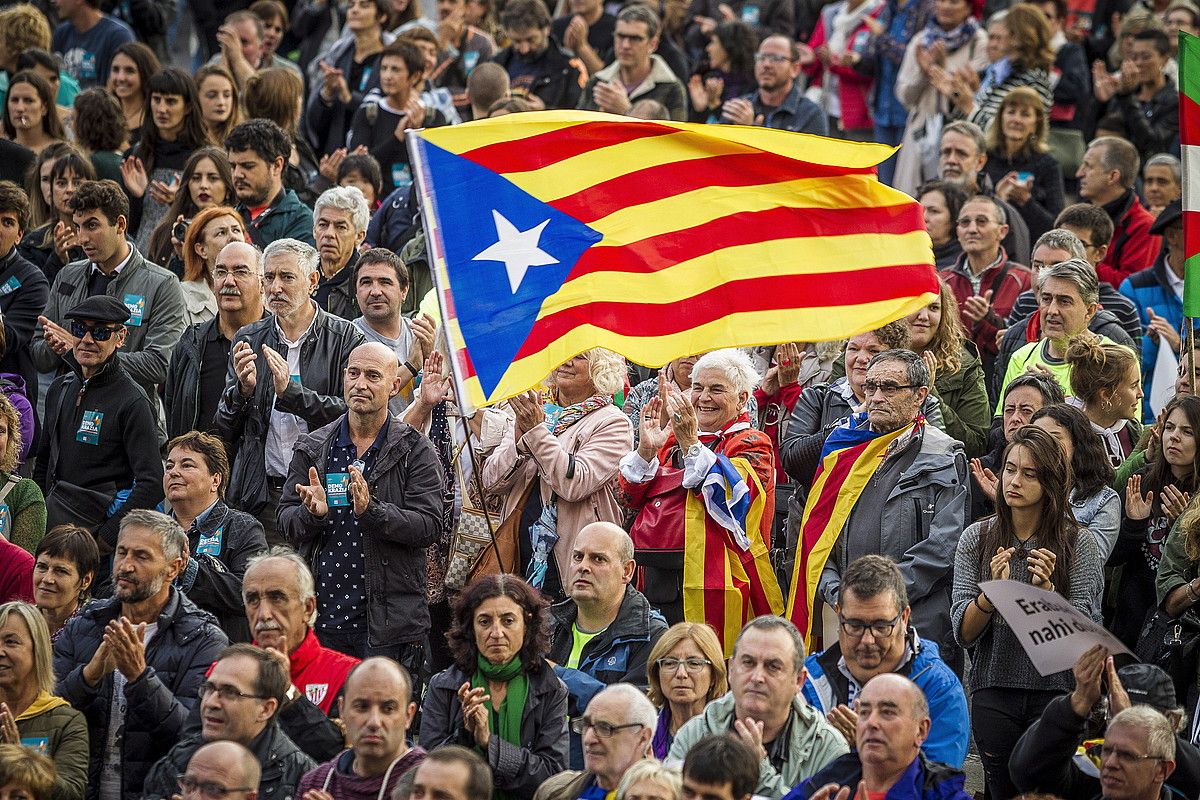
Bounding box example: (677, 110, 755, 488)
(1182, 32, 1199, 392)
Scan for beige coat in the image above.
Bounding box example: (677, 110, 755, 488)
(892, 28, 990, 197)
(481, 404, 633, 580)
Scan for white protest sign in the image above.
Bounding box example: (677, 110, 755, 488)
(980, 579, 1134, 676)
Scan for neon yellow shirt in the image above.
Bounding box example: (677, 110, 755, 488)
(567, 624, 605, 669)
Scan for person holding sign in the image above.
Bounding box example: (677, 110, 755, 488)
(950, 424, 1104, 800)
(278, 341, 444, 687)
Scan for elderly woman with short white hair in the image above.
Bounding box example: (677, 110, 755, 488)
(619, 349, 780, 633)
(481, 348, 634, 600)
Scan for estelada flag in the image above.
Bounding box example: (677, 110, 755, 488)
(785, 418, 921, 645)
(408, 111, 938, 410)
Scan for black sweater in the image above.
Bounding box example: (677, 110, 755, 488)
(34, 356, 164, 547)
(346, 98, 449, 197)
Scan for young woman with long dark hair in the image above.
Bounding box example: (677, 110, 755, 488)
(145, 147, 235, 275)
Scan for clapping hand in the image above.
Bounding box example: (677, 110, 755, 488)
(970, 458, 998, 501)
(1027, 547, 1056, 590)
(509, 390, 545, 440)
(103, 617, 148, 681)
(120, 156, 148, 198)
(1147, 308, 1182, 353)
(297, 466, 329, 518)
(0, 703, 19, 744)
(826, 704, 857, 746)
(261, 345, 291, 397)
(638, 396, 671, 460)
(418, 350, 452, 408)
(664, 382, 699, 450)
(1161, 484, 1191, 523)
(989, 546, 1015, 580)
(1125, 474, 1154, 521)
(458, 682, 492, 748)
(961, 290, 993, 324)
(348, 464, 370, 518)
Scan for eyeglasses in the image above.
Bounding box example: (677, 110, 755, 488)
(754, 53, 794, 63)
(178, 776, 254, 799)
(861, 381, 917, 397)
(570, 717, 646, 737)
(69, 322, 122, 341)
(656, 657, 712, 674)
(212, 266, 258, 281)
(614, 32, 648, 43)
(1086, 743, 1165, 766)
(197, 681, 266, 702)
(838, 613, 902, 639)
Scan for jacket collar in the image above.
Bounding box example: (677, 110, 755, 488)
(594, 54, 677, 94)
(550, 585, 655, 643)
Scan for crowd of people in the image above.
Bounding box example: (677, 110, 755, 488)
(0, 0, 1194, 799)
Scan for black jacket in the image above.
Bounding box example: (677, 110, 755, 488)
(982, 148, 1065, 243)
(213, 305, 365, 515)
(143, 719, 315, 800)
(52, 589, 229, 800)
(315, 249, 360, 321)
(1009, 693, 1200, 800)
(165, 316, 268, 440)
(491, 40, 585, 111)
(421, 661, 569, 800)
(33, 356, 164, 547)
(279, 415, 444, 644)
(1110, 81, 1180, 162)
(177, 499, 268, 643)
(0, 245, 50, 407)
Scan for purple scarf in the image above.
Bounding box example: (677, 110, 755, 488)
(652, 706, 673, 759)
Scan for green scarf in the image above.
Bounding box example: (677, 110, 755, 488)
(470, 654, 529, 752)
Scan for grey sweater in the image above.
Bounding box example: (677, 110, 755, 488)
(950, 520, 1103, 694)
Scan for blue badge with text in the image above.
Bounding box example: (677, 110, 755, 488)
(123, 294, 145, 326)
(325, 472, 350, 507)
(0, 276, 21, 295)
(76, 410, 102, 445)
(197, 527, 223, 556)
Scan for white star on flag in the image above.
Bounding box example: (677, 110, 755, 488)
(472, 209, 559, 293)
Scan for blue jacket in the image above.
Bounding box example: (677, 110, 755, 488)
(786, 752, 970, 800)
(1119, 254, 1194, 421)
(801, 632, 969, 768)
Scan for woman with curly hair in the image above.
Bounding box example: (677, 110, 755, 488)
(686, 20, 756, 122)
(952, 5, 1054, 135)
(71, 88, 129, 183)
(905, 281, 990, 456)
(420, 574, 568, 800)
(0, 393, 44, 552)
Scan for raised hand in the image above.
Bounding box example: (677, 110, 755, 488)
(1161, 484, 1191, 523)
(509, 390, 545, 440)
(120, 156, 148, 198)
(1124, 474, 1154, 521)
(232, 340, 258, 397)
(297, 466, 329, 518)
(970, 458, 998, 501)
(664, 382, 699, 450)
(638, 396, 671, 460)
(961, 290, 993, 324)
(1069, 644, 1107, 716)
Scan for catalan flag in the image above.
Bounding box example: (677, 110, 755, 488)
(408, 111, 938, 410)
(785, 416, 922, 646)
(685, 449, 784, 656)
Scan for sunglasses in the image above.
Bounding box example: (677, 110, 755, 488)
(69, 322, 122, 341)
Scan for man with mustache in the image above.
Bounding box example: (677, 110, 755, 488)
(213, 238, 364, 545)
(141, 643, 315, 800)
(163, 431, 268, 643)
(278, 342, 443, 680)
(51, 509, 229, 800)
(166, 241, 267, 439)
(33, 294, 166, 547)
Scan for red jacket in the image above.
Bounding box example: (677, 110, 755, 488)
(0, 538, 32, 603)
(940, 250, 1033, 357)
(288, 628, 360, 714)
(1097, 192, 1161, 288)
(804, 1, 883, 132)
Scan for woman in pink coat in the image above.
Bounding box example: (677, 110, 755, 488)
(481, 348, 633, 600)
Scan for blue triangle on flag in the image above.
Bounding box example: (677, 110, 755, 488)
(419, 140, 603, 398)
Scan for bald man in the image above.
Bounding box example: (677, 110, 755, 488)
(547, 521, 667, 769)
(165, 240, 267, 439)
(182, 741, 263, 800)
(295, 658, 427, 800)
(278, 341, 444, 686)
(787, 674, 971, 800)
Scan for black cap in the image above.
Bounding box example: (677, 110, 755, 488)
(1118, 663, 1177, 710)
(63, 295, 131, 324)
(1149, 200, 1183, 235)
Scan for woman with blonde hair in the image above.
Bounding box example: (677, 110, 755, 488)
(904, 282, 990, 456)
(0, 394, 43, 552)
(984, 86, 1064, 241)
(617, 761, 681, 800)
(1065, 334, 1144, 467)
(646, 622, 728, 758)
(481, 349, 633, 600)
(0, 602, 88, 800)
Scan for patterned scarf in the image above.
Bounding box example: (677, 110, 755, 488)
(544, 394, 612, 435)
(921, 16, 979, 51)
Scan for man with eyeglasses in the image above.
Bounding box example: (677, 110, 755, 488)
(534, 684, 657, 800)
(165, 241, 267, 440)
(801, 556, 968, 768)
(547, 522, 667, 768)
(1011, 653, 1200, 799)
(815, 350, 969, 674)
(720, 35, 826, 135)
(940, 194, 1032, 379)
(33, 179, 187, 435)
(669, 616, 848, 796)
(175, 741, 262, 800)
(576, 5, 685, 120)
(787, 674, 970, 800)
(52, 510, 229, 800)
(142, 643, 315, 800)
(34, 295, 167, 544)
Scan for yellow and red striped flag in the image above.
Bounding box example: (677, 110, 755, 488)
(785, 420, 919, 645)
(408, 111, 938, 410)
